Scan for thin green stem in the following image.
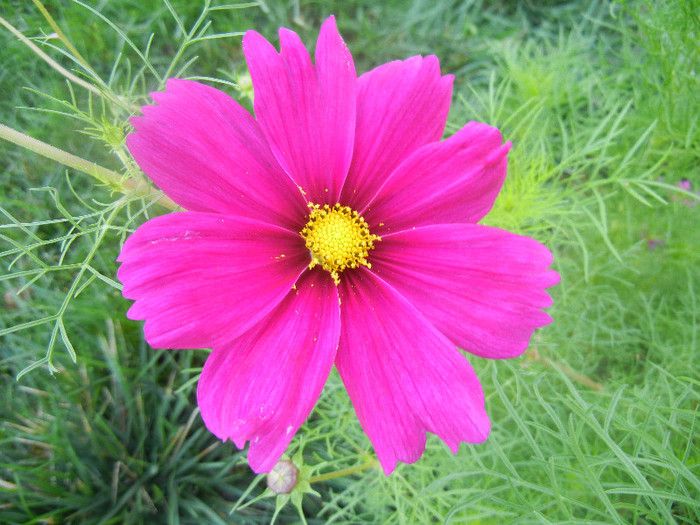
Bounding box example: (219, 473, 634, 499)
(0, 123, 176, 210)
(0, 14, 135, 112)
(32, 0, 92, 73)
(0, 14, 101, 98)
(308, 460, 379, 484)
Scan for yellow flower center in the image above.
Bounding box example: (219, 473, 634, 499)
(300, 203, 380, 285)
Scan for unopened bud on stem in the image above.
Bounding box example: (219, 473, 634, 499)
(267, 460, 299, 494)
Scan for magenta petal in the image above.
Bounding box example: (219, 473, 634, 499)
(363, 122, 511, 233)
(372, 224, 559, 359)
(117, 212, 309, 349)
(341, 55, 453, 209)
(243, 16, 356, 204)
(336, 269, 489, 474)
(197, 271, 340, 472)
(127, 79, 306, 229)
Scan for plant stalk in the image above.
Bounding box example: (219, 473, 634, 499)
(308, 460, 379, 484)
(0, 123, 177, 210)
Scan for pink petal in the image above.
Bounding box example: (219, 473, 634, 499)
(340, 55, 453, 209)
(117, 212, 309, 349)
(362, 122, 511, 233)
(371, 224, 559, 359)
(243, 16, 356, 204)
(127, 79, 307, 230)
(197, 270, 340, 473)
(336, 268, 489, 474)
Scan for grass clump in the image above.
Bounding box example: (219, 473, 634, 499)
(1, 0, 698, 523)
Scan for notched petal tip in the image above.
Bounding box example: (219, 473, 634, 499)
(317, 14, 354, 74)
(318, 14, 343, 49)
(484, 139, 512, 168)
(545, 269, 561, 288)
(278, 26, 306, 50)
(241, 28, 265, 49)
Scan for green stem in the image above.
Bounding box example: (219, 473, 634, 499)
(308, 460, 379, 484)
(0, 123, 177, 210)
(31, 0, 92, 73)
(0, 14, 135, 112)
(0, 14, 101, 98)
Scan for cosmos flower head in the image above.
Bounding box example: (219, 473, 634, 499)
(117, 16, 559, 474)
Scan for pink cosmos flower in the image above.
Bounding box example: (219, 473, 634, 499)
(117, 16, 559, 475)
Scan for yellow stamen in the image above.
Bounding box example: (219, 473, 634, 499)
(300, 203, 380, 285)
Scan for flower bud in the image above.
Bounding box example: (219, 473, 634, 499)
(267, 460, 299, 494)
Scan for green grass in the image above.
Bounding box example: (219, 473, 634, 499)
(1, 0, 698, 523)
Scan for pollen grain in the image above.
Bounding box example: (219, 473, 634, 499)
(300, 203, 380, 285)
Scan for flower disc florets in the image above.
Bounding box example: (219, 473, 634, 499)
(300, 203, 380, 284)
